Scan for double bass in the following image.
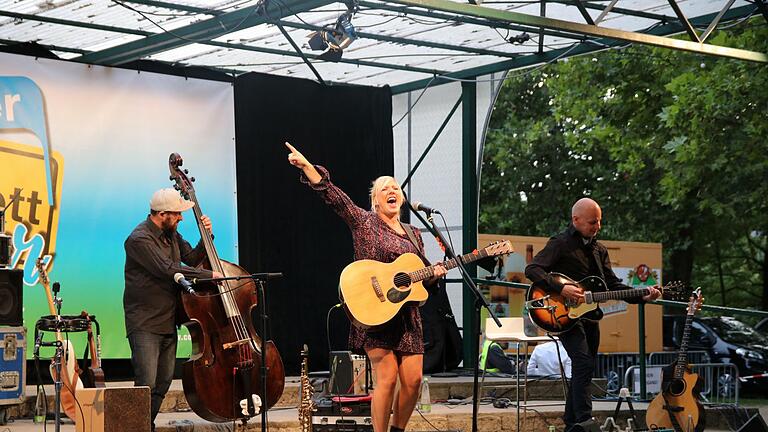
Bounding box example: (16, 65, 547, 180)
(168, 153, 285, 422)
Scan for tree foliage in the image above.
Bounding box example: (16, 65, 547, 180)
(480, 20, 768, 311)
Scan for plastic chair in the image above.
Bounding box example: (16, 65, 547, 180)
(483, 317, 565, 431)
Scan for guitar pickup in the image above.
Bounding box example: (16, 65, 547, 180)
(584, 291, 594, 304)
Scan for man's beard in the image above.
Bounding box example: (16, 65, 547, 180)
(161, 219, 178, 235)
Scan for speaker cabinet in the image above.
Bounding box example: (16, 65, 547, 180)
(738, 413, 768, 432)
(329, 351, 369, 395)
(75, 386, 151, 432)
(0, 269, 22, 326)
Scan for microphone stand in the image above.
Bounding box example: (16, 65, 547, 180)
(239, 273, 281, 432)
(52, 282, 64, 432)
(405, 202, 501, 432)
(255, 278, 272, 432)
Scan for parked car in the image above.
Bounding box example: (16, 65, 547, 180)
(756, 317, 768, 337)
(663, 315, 768, 395)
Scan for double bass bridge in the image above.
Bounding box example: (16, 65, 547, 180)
(223, 338, 251, 350)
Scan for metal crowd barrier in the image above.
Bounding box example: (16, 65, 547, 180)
(623, 363, 739, 406)
(593, 351, 711, 398)
(647, 351, 710, 366)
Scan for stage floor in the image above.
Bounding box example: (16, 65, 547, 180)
(4, 376, 766, 431)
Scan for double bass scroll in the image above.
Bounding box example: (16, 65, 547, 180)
(168, 153, 285, 423)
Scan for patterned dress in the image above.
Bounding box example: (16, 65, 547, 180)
(303, 166, 427, 354)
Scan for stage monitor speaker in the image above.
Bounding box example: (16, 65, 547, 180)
(75, 386, 151, 432)
(571, 419, 601, 432)
(738, 413, 768, 432)
(0, 269, 22, 326)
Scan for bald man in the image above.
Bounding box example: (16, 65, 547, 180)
(525, 198, 660, 430)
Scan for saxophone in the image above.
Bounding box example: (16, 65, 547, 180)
(298, 344, 315, 432)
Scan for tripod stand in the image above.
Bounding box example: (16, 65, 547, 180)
(33, 281, 70, 432)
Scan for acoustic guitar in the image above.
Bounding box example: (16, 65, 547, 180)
(526, 272, 684, 334)
(340, 240, 513, 328)
(646, 288, 706, 432)
(35, 257, 83, 421)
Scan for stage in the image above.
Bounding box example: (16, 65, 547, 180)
(4, 375, 763, 432)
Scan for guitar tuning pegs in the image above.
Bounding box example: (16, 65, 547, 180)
(190, 177, 195, 182)
(184, 169, 189, 174)
(169, 175, 174, 181)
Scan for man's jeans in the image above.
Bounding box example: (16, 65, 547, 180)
(559, 320, 600, 428)
(128, 331, 177, 426)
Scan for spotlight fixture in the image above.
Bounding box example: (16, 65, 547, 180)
(507, 32, 530, 44)
(305, 2, 358, 61)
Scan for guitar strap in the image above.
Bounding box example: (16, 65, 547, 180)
(400, 223, 429, 264)
(590, 246, 607, 286)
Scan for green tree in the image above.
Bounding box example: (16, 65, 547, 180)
(480, 20, 768, 310)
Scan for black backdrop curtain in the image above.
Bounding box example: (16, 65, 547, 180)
(234, 72, 393, 374)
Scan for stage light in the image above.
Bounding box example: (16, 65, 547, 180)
(307, 31, 329, 51)
(305, 5, 357, 62)
(508, 32, 531, 44)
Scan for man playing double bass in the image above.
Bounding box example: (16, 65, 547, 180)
(123, 188, 222, 430)
(525, 198, 661, 431)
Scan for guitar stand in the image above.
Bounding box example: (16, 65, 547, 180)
(608, 387, 644, 431)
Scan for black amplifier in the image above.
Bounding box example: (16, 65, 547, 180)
(312, 394, 372, 432)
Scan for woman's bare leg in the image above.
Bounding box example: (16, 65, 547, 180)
(366, 348, 399, 432)
(390, 353, 423, 429)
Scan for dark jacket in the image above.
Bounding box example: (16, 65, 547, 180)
(525, 224, 636, 301)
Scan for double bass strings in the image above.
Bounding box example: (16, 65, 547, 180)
(188, 187, 257, 362)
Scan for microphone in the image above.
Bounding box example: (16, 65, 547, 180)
(174, 273, 196, 295)
(412, 201, 441, 214)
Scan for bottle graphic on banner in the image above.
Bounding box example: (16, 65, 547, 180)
(0, 76, 64, 285)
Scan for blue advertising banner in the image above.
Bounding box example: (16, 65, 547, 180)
(0, 52, 238, 359)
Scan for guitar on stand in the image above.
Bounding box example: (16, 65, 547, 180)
(646, 288, 705, 432)
(79, 311, 105, 388)
(35, 257, 83, 422)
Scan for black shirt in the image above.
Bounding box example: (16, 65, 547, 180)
(123, 216, 213, 336)
(525, 225, 633, 297)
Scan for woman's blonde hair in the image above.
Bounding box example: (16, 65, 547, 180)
(370, 176, 404, 215)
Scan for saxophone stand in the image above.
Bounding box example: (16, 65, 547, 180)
(406, 202, 501, 432)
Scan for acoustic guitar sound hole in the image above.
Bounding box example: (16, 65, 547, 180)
(668, 379, 686, 396)
(393, 272, 412, 288)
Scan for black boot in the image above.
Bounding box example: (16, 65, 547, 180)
(390, 426, 405, 432)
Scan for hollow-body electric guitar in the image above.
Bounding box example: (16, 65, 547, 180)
(340, 240, 513, 328)
(526, 272, 684, 334)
